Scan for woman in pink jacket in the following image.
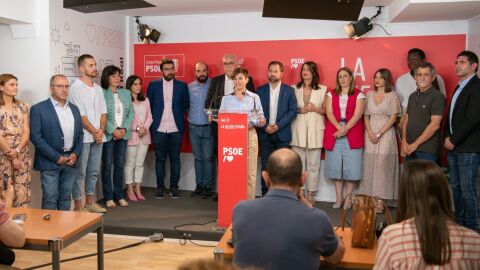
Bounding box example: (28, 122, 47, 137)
(124, 75, 153, 201)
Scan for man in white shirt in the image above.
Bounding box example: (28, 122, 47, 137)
(68, 54, 107, 213)
(30, 75, 84, 211)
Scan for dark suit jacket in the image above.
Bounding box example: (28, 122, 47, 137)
(445, 75, 480, 152)
(146, 78, 190, 134)
(256, 83, 297, 142)
(30, 98, 84, 171)
(205, 74, 255, 137)
(205, 74, 255, 110)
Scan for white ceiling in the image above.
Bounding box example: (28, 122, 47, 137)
(113, 0, 479, 22)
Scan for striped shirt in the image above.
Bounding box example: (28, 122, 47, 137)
(374, 218, 480, 270)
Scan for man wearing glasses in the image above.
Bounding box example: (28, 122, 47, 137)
(30, 74, 84, 210)
(205, 54, 255, 201)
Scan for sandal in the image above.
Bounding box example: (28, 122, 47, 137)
(376, 199, 385, 214)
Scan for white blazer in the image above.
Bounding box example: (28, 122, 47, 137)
(290, 84, 327, 149)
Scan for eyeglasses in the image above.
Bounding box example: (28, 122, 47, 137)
(51, 84, 70, 89)
(223, 62, 235, 67)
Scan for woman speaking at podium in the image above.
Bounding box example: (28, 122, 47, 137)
(219, 68, 265, 200)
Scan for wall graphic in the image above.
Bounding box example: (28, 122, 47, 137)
(50, 0, 125, 83)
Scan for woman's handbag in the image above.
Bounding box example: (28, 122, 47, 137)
(341, 194, 392, 249)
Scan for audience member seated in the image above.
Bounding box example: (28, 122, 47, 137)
(374, 160, 480, 269)
(178, 259, 239, 270)
(0, 198, 25, 266)
(232, 148, 345, 270)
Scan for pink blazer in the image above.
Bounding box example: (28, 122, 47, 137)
(128, 98, 153, 146)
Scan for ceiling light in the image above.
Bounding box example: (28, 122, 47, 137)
(345, 6, 387, 39)
(135, 16, 161, 44)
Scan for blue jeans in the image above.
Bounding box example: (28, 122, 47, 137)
(260, 134, 290, 194)
(152, 131, 183, 189)
(40, 158, 76, 210)
(102, 139, 128, 201)
(447, 152, 480, 230)
(405, 150, 438, 163)
(189, 124, 213, 190)
(73, 142, 103, 200)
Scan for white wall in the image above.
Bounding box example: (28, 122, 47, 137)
(467, 15, 480, 59)
(128, 8, 469, 201)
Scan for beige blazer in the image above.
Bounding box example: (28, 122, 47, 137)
(290, 84, 327, 148)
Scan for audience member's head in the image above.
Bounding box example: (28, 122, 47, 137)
(178, 259, 242, 270)
(262, 149, 304, 189)
(373, 68, 395, 93)
(456, 50, 479, 74)
(222, 54, 238, 79)
(77, 54, 97, 78)
(125, 75, 145, 101)
(297, 61, 320, 90)
(397, 160, 454, 265)
(414, 61, 436, 91)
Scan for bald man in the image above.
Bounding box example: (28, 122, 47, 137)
(188, 61, 213, 199)
(232, 149, 345, 270)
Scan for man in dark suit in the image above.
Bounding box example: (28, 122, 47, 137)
(147, 58, 190, 199)
(30, 74, 84, 210)
(204, 53, 255, 201)
(444, 50, 480, 231)
(257, 61, 297, 196)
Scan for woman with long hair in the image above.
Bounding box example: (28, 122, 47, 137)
(358, 68, 400, 213)
(101, 66, 134, 208)
(0, 74, 32, 208)
(219, 68, 265, 199)
(124, 75, 152, 201)
(324, 67, 365, 209)
(290, 61, 327, 204)
(374, 160, 480, 269)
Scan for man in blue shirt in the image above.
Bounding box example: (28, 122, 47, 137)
(233, 149, 344, 270)
(188, 61, 213, 199)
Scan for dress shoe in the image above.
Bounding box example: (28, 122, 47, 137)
(118, 199, 129, 207)
(105, 200, 116, 209)
(201, 189, 213, 199)
(191, 186, 203, 198)
(127, 191, 138, 202)
(212, 193, 218, 202)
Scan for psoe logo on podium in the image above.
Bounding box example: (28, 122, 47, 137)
(222, 147, 244, 163)
(144, 54, 185, 78)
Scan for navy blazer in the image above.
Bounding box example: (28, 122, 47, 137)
(30, 98, 84, 171)
(256, 83, 297, 142)
(146, 78, 190, 134)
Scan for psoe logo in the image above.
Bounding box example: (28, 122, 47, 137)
(144, 54, 185, 78)
(222, 147, 244, 163)
(290, 58, 305, 69)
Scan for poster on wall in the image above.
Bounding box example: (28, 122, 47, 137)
(134, 35, 466, 152)
(49, 0, 125, 84)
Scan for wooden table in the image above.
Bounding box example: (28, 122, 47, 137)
(214, 226, 376, 269)
(8, 208, 104, 270)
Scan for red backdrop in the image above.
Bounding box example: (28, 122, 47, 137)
(134, 34, 466, 152)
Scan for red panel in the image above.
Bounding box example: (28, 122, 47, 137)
(217, 113, 249, 228)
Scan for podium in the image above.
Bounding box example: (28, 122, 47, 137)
(217, 112, 249, 228)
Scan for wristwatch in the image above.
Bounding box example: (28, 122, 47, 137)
(376, 132, 382, 139)
(136, 126, 141, 132)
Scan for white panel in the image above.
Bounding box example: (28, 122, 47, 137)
(467, 16, 480, 59)
(0, 0, 35, 24)
(49, 0, 126, 85)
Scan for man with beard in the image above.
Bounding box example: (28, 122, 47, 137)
(402, 61, 445, 163)
(68, 54, 107, 213)
(256, 61, 297, 196)
(147, 59, 190, 199)
(205, 53, 255, 201)
(188, 61, 213, 199)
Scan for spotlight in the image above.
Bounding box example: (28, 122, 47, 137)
(345, 6, 385, 39)
(135, 16, 161, 44)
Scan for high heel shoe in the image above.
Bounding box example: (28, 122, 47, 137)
(127, 191, 138, 202)
(134, 189, 145, 201)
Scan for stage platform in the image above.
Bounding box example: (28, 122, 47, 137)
(102, 188, 395, 242)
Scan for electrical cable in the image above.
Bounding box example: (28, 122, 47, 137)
(173, 220, 219, 247)
(372, 23, 392, 36)
(22, 233, 163, 270)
